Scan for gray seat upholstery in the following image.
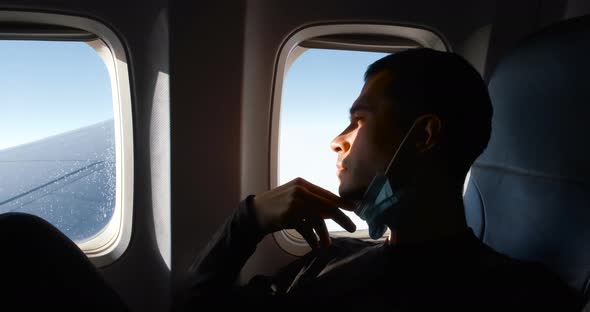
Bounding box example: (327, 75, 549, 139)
(464, 15, 590, 300)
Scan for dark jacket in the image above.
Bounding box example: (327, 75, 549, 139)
(182, 195, 583, 311)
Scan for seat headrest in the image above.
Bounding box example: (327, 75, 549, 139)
(482, 15, 590, 178)
(464, 15, 590, 298)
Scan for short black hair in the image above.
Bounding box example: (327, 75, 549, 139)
(365, 48, 493, 181)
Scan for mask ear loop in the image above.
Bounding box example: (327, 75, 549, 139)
(384, 114, 437, 176)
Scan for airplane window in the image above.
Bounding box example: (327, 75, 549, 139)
(0, 40, 115, 242)
(279, 48, 388, 233)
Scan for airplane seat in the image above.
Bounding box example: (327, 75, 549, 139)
(463, 14, 590, 302)
(0, 212, 128, 310)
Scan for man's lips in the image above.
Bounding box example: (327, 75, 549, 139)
(336, 163, 347, 176)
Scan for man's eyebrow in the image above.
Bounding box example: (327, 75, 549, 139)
(349, 104, 372, 116)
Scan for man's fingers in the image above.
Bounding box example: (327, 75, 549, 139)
(295, 178, 355, 210)
(336, 200, 358, 212)
(297, 187, 357, 233)
(296, 222, 318, 249)
(299, 187, 353, 216)
(312, 219, 331, 248)
(330, 209, 356, 233)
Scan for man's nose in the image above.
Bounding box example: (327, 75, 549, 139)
(331, 132, 350, 153)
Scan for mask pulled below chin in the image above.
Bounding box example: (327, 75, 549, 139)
(354, 173, 405, 240)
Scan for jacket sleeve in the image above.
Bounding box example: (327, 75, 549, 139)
(183, 195, 267, 298)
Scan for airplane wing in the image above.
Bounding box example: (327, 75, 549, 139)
(0, 119, 116, 242)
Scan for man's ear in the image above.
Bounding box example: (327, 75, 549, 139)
(415, 114, 442, 153)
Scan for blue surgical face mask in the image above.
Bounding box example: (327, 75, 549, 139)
(354, 118, 420, 240)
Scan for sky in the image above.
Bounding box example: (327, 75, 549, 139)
(0, 40, 113, 150)
(279, 49, 389, 232)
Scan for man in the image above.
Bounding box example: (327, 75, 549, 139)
(182, 49, 581, 309)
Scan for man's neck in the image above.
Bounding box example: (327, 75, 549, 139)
(384, 181, 468, 246)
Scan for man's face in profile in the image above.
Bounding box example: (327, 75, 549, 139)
(331, 70, 406, 200)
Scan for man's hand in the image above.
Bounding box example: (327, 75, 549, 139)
(253, 177, 356, 249)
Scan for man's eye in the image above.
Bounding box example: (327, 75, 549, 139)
(348, 114, 366, 126)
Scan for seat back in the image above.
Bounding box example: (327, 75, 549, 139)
(464, 15, 590, 299)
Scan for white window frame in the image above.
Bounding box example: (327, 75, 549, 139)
(271, 24, 448, 256)
(0, 11, 134, 267)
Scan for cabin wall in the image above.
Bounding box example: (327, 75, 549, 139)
(169, 0, 246, 301)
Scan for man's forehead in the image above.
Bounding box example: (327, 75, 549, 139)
(363, 70, 394, 93)
(350, 70, 393, 111)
